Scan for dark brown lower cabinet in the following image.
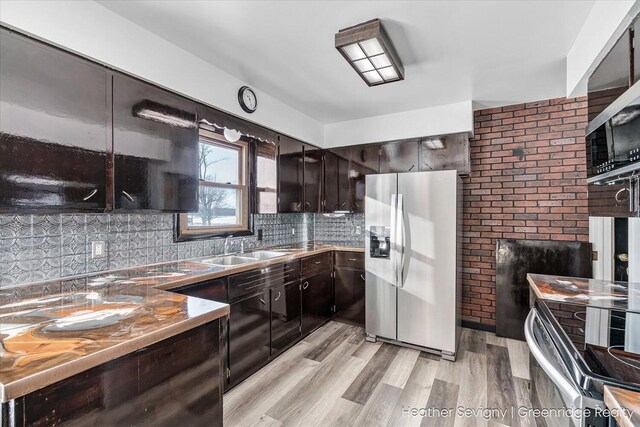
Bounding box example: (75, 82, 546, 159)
(1, 321, 223, 427)
(228, 290, 271, 388)
(334, 268, 366, 327)
(301, 270, 333, 334)
(270, 281, 301, 356)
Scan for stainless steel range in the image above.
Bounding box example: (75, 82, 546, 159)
(526, 277, 640, 427)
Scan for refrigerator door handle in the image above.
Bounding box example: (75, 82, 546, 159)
(396, 193, 405, 288)
(390, 193, 398, 287)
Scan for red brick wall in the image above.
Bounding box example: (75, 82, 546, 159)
(461, 97, 590, 328)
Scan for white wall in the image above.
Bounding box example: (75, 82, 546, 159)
(566, 0, 639, 98)
(323, 101, 473, 148)
(0, 0, 325, 146)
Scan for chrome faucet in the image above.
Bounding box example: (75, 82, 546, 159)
(224, 235, 234, 255)
(240, 238, 245, 254)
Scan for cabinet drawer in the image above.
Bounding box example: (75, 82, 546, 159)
(334, 251, 364, 268)
(228, 262, 299, 301)
(301, 252, 332, 277)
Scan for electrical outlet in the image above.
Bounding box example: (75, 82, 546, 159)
(257, 229, 263, 241)
(291, 228, 296, 235)
(356, 226, 362, 235)
(91, 241, 106, 259)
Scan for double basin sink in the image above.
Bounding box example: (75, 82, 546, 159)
(200, 250, 289, 268)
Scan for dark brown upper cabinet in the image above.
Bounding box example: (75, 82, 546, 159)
(379, 139, 420, 173)
(277, 136, 304, 213)
(303, 144, 322, 213)
(324, 148, 351, 212)
(349, 144, 379, 213)
(0, 28, 110, 213)
(112, 74, 199, 212)
(419, 133, 470, 175)
(635, 19, 640, 85)
(587, 27, 631, 122)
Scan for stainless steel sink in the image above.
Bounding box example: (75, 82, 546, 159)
(201, 256, 257, 267)
(200, 251, 288, 267)
(240, 250, 288, 260)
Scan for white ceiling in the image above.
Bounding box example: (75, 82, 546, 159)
(97, 0, 595, 124)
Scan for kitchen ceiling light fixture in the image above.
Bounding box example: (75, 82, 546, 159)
(335, 19, 404, 87)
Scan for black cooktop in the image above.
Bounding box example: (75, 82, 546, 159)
(540, 300, 640, 388)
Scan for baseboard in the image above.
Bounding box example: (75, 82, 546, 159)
(461, 320, 496, 333)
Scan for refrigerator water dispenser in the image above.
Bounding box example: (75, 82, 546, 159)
(369, 226, 391, 258)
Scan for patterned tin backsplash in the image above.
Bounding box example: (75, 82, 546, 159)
(0, 213, 312, 287)
(314, 213, 365, 247)
(0, 213, 363, 287)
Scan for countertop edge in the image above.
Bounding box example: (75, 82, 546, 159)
(0, 242, 361, 401)
(604, 386, 640, 427)
(153, 245, 364, 291)
(0, 302, 229, 403)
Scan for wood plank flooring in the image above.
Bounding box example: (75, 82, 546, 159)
(224, 321, 533, 427)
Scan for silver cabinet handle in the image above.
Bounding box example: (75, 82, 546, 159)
(360, 274, 365, 281)
(305, 202, 311, 207)
(348, 258, 358, 261)
(615, 188, 630, 203)
(122, 191, 134, 202)
(315, 261, 321, 264)
(302, 281, 309, 289)
(274, 291, 281, 301)
(340, 202, 347, 208)
(82, 189, 98, 201)
(259, 298, 266, 305)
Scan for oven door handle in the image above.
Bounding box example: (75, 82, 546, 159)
(524, 309, 583, 408)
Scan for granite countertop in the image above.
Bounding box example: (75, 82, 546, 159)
(604, 386, 640, 427)
(0, 241, 362, 402)
(527, 274, 640, 314)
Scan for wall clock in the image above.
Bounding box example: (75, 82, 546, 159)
(238, 86, 257, 114)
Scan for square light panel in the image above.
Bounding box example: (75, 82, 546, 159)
(335, 19, 405, 87)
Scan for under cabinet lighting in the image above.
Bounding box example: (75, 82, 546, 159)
(132, 100, 196, 128)
(335, 19, 404, 87)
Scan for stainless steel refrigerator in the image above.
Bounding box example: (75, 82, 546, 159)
(365, 170, 462, 360)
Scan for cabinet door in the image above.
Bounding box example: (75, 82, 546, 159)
(270, 282, 301, 355)
(277, 137, 304, 213)
(350, 144, 379, 213)
(0, 29, 109, 212)
(324, 148, 351, 212)
(303, 144, 322, 212)
(112, 74, 198, 212)
(256, 140, 278, 213)
(380, 140, 420, 173)
(419, 133, 470, 174)
(587, 27, 630, 121)
(301, 270, 333, 334)
(334, 268, 366, 327)
(229, 290, 270, 387)
(635, 20, 640, 85)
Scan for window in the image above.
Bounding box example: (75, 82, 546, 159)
(178, 129, 249, 238)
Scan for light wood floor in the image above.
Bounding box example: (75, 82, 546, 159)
(224, 321, 533, 427)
